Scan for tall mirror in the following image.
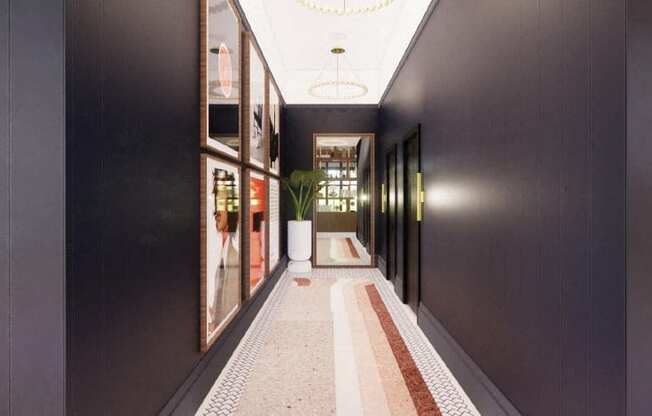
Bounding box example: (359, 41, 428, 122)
(268, 81, 281, 174)
(249, 41, 266, 169)
(249, 171, 267, 293)
(314, 134, 375, 267)
(200, 155, 241, 352)
(202, 0, 241, 157)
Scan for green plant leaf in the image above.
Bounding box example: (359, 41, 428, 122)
(283, 169, 327, 221)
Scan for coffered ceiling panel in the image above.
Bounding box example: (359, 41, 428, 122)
(237, 0, 436, 104)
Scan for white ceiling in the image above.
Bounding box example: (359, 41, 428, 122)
(238, 0, 435, 104)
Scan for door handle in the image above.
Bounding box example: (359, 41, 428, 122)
(416, 172, 425, 222)
(381, 183, 386, 213)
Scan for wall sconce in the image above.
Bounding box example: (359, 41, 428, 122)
(416, 173, 425, 222)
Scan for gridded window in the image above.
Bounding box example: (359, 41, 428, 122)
(316, 146, 358, 213)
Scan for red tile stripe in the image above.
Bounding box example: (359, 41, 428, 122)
(365, 284, 442, 416)
(345, 238, 361, 259)
(293, 277, 311, 286)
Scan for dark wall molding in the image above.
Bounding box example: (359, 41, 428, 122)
(418, 305, 521, 416)
(626, 1, 652, 414)
(1, 1, 66, 414)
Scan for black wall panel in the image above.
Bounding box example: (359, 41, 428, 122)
(378, 0, 626, 414)
(66, 1, 202, 414)
(66, 3, 291, 414)
(627, 1, 652, 415)
(1, 0, 67, 414)
(0, 3, 8, 411)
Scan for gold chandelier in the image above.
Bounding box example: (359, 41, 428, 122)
(296, 0, 396, 15)
(308, 47, 368, 100)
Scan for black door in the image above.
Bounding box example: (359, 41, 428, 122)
(386, 148, 397, 281)
(403, 129, 420, 313)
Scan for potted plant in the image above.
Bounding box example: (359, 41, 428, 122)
(283, 169, 327, 273)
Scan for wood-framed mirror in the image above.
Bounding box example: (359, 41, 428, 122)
(200, 154, 242, 352)
(247, 38, 266, 170)
(268, 78, 281, 175)
(200, 0, 242, 159)
(312, 133, 376, 268)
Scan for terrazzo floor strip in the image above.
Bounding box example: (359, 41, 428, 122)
(195, 269, 480, 416)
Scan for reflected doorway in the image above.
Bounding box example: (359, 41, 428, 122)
(313, 134, 375, 267)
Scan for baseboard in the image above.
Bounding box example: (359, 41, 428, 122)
(376, 255, 387, 277)
(160, 256, 289, 416)
(417, 304, 522, 416)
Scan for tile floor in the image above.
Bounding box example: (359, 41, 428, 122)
(195, 268, 480, 416)
(316, 233, 372, 266)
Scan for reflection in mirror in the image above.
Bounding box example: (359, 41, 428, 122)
(269, 178, 280, 271)
(249, 171, 266, 293)
(314, 135, 374, 266)
(249, 42, 266, 168)
(201, 155, 241, 351)
(269, 83, 281, 173)
(205, 0, 240, 157)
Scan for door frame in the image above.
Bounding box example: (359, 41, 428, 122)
(402, 125, 421, 311)
(385, 145, 398, 281)
(312, 132, 376, 268)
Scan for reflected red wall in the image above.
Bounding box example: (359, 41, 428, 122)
(249, 175, 266, 292)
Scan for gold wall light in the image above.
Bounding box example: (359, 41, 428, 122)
(416, 172, 425, 222)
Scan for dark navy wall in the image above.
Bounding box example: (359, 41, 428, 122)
(1, 1, 66, 415)
(66, 2, 289, 414)
(627, 1, 652, 415)
(65, 1, 202, 414)
(378, 0, 626, 415)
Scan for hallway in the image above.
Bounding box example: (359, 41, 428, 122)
(196, 269, 478, 416)
(3, 0, 648, 415)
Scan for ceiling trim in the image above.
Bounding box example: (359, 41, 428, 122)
(284, 103, 380, 109)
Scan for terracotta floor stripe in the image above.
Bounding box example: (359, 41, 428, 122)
(345, 238, 361, 258)
(355, 284, 418, 416)
(365, 284, 442, 416)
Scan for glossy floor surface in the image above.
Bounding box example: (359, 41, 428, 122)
(195, 269, 479, 416)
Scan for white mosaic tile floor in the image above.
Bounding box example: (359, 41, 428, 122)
(195, 268, 480, 416)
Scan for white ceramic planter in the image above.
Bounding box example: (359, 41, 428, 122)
(288, 220, 312, 273)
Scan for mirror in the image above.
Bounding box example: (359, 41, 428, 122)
(200, 155, 241, 351)
(314, 134, 375, 266)
(269, 82, 281, 173)
(249, 171, 266, 293)
(203, 0, 241, 157)
(249, 41, 266, 168)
